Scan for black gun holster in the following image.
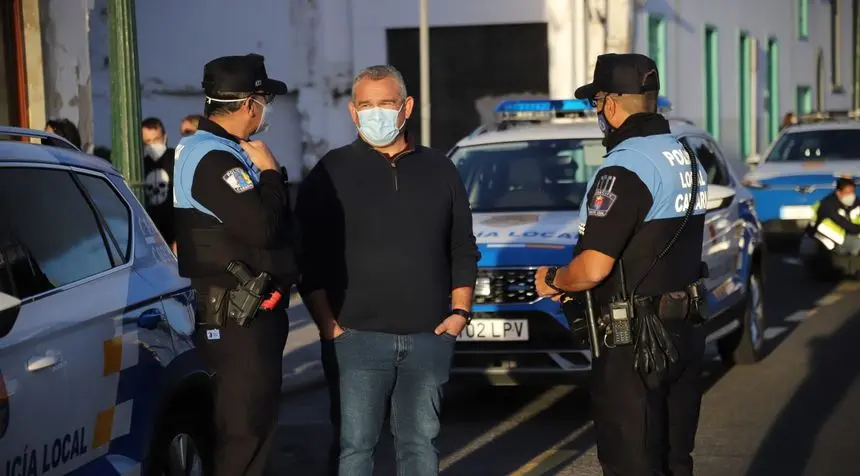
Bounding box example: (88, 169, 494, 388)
(198, 285, 229, 327)
(224, 260, 275, 328)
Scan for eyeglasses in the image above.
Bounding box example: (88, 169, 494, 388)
(588, 95, 607, 108)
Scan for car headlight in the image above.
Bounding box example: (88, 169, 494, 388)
(742, 178, 768, 189)
(475, 277, 492, 297)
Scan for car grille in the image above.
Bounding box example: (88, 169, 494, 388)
(474, 268, 537, 304)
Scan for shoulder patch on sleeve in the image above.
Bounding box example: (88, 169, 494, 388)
(222, 167, 254, 193)
(587, 174, 617, 217)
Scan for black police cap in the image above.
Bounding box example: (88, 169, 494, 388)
(574, 53, 660, 100)
(202, 53, 288, 98)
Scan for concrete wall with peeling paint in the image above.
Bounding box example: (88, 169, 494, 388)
(89, 0, 309, 180)
(39, 0, 94, 150)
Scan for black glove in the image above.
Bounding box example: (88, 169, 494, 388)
(632, 303, 679, 389)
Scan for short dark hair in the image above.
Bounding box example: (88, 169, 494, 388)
(45, 118, 82, 149)
(615, 91, 659, 114)
(204, 92, 250, 117)
(836, 177, 855, 191)
(141, 117, 166, 135)
(182, 114, 204, 126)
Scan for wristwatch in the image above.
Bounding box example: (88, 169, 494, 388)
(451, 308, 472, 325)
(544, 267, 566, 294)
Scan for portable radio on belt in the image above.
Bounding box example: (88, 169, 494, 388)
(608, 261, 634, 346)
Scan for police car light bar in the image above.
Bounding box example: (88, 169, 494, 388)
(494, 96, 673, 122)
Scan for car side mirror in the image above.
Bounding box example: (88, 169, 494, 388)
(706, 184, 736, 212)
(0, 292, 21, 338)
(746, 153, 761, 166)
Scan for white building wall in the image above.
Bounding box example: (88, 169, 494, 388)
(89, 0, 314, 181)
(633, 0, 854, 162)
(85, 0, 853, 177)
(39, 0, 94, 150)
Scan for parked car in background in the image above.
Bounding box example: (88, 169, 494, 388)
(447, 100, 767, 386)
(0, 127, 212, 476)
(742, 114, 860, 240)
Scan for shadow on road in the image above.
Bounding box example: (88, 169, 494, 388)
(744, 306, 860, 476)
(269, 252, 846, 475)
(428, 253, 840, 475)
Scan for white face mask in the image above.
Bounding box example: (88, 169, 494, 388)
(205, 96, 272, 137)
(252, 99, 270, 135)
(144, 142, 167, 159)
(839, 193, 856, 207)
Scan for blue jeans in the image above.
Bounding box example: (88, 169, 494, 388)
(329, 329, 455, 476)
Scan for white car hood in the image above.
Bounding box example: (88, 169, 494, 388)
(746, 160, 860, 182)
(473, 211, 581, 246)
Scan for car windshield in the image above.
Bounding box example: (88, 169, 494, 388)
(450, 138, 605, 212)
(766, 129, 860, 161)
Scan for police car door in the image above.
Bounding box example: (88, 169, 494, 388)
(0, 212, 71, 476)
(681, 136, 737, 315)
(0, 166, 156, 474)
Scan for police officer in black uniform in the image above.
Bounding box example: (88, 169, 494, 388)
(536, 54, 708, 476)
(173, 53, 296, 476)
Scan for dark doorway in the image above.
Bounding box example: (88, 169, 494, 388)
(387, 22, 549, 151)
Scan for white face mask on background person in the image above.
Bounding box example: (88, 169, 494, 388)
(144, 142, 167, 159)
(356, 105, 404, 147)
(839, 193, 856, 207)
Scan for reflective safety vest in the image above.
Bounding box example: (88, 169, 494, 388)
(810, 201, 860, 249)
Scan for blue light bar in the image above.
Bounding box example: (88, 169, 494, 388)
(494, 96, 673, 115)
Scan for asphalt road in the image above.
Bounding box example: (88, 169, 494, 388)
(266, 252, 860, 475)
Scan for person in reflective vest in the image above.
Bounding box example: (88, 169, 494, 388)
(809, 176, 860, 254)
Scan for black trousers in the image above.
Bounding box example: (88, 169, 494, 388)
(590, 320, 705, 476)
(321, 340, 340, 476)
(195, 307, 290, 476)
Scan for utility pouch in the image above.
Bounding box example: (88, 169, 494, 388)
(199, 286, 228, 327)
(656, 291, 691, 321)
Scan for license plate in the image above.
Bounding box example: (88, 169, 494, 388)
(779, 205, 814, 220)
(458, 319, 529, 341)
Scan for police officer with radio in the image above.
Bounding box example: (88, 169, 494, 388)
(173, 53, 296, 476)
(536, 54, 708, 476)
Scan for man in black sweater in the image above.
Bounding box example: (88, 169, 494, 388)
(295, 64, 480, 476)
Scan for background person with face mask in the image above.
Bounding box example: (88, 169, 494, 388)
(295, 64, 480, 476)
(171, 53, 296, 476)
(141, 117, 176, 248)
(806, 176, 860, 255)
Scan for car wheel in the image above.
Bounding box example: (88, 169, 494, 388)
(717, 272, 765, 365)
(148, 410, 213, 476)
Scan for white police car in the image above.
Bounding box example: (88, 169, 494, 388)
(743, 114, 860, 238)
(0, 127, 212, 475)
(448, 99, 767, 385)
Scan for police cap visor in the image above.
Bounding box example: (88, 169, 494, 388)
(574, 53, 661, 100)
(202, 53, 288, 98)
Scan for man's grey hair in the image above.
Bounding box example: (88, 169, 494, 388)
(351, 65, 408, 101)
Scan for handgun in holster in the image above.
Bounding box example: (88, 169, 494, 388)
(225, 260, 280, 328)
(685, 261, 710, 325)
(560, 291, 603, 359)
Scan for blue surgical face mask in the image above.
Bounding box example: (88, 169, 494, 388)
(597, 111, 614, 136)
(356, 105, 404, 147)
